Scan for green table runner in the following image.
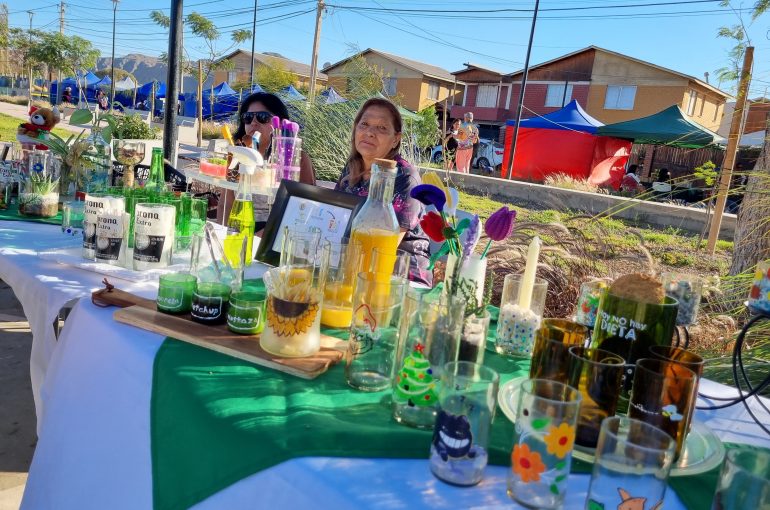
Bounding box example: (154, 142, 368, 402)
(150, 318, 738, 510)
(0, 204, 61, 224)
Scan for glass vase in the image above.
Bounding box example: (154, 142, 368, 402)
(79, 128, 112, 194)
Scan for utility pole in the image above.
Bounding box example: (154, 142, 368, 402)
(109, 0, 119, 111)
(197, 60, 203, 147)
(706, 46, 754, 254)
(163, 0, 183, 169)
(249, 0, 258, 88)
(27, 10, 33, 109)
(307, 0, 324, 103)
(55, 2, 65, 106)
(504, 0, 540, 181)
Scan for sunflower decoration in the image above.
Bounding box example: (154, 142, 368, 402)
(511, 443, 546, 483)
(266, 295, 320, 337)
(543, 422, 576, 459)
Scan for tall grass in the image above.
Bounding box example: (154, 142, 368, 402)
(543, 173, 608, 194)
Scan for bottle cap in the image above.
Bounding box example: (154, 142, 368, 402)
(373, 158, 397, 171)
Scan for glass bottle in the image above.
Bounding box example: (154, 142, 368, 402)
(349, 158, 400, 274)
(81, 127, 112, 193)
(224, 162, 255, 268)
(144, 147, 166, 192)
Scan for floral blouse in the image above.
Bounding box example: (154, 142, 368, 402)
(335, 156, 433, 286)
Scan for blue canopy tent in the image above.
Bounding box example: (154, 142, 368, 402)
(136, 81, 166, 102)
(49, 77, 80, 104)
(319, 86, 346, 104)
(516, 99, 604, 134)
(279, 85, 306, 102)
(95, 76, 111, 87)
(202, 82, 239, 120)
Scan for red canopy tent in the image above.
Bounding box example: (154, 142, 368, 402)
(501, 100, 631, 189)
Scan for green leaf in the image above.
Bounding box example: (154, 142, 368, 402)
(555, 460, 566, 470)
(101, 126, 112, 143)
(428, 243, 450, 270)
(70, 109, 93, 125)
(549, 483, 560, 495)
(454, 217, 471, 235)
(555, 474, 567, 482)
(531, 418, 550, 430)
(587, 500, 604, 510)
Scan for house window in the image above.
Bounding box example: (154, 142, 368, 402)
(476, 85, 498, 108)
(228, 71, 237, 83)
(545, 83, 573, 107)
(427, 81, 439, 100)
(383, 77, 397, 96)
(604, 85, 637, 110)
(686, 90, 697, 116)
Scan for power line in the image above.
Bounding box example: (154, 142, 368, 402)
(326, 0, 722, 13)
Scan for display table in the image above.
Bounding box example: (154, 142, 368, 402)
(3, 221, 769, 509)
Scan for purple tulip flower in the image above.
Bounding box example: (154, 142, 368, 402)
(410, 184, 446, 212)
(484, 206, 516, 241)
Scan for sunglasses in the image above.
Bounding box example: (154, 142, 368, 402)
(242, 111, 273, 125)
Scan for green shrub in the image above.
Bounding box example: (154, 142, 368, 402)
(0, 94, 29, 106)
(114, 113, 158, 140)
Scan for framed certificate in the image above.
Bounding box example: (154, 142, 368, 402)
(255, 180, 365, 266)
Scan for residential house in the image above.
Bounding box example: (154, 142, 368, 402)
(212, 49, 326, 91)
(321, 48, 464, 113)
(452, 46, 730, 140)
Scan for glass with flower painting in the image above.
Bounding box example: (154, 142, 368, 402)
(748, 260, 770, 314)
(429, 361, 499, 486)
(575, 279, 609, 328)
(585, 416, 676, 510)
(392, 290, 465, 429)
(508, 379, 581, 509)
(260, 235, 329, 358)
(628, 358, 697, 459)
(345, 272, 406, 391)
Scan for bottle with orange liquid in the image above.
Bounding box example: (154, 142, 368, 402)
(349, 158, 401, 276)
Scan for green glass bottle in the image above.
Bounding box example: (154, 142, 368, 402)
(145, 147, 166, 192)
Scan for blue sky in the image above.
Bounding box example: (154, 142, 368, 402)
(7, 0, 770, 97)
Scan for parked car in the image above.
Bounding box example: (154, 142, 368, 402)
(430, 138, 504, 173)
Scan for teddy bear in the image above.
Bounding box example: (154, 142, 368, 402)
(17, 106, 62, 149)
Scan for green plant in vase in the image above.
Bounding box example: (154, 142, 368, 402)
(19, 173, 60, 217)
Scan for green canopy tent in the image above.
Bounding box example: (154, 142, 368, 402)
(597, 105, 726, 148)
(374, 92, 420, 121)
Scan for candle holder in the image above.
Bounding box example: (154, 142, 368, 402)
(495, 274, 548, 357)
(157, 273, 197, 314)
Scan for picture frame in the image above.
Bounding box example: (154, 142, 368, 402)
(255, 180, 365, 266)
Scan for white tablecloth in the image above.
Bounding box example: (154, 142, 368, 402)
(5, 221, 770, 509)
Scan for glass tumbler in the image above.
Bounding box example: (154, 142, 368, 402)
(530, 319, 588, 381)
(321, 239, 363, 329)
(508, 379, 582, 509)
(495, 274, 549, 357)
(429, 361, 499, 487)
(586, 416, 676, 510)
(227, 290, 267, 335)
(157, 273, 197, 314)
(712, 448, 770, 509)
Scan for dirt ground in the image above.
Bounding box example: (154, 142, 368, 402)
(0, 280, 36, 510)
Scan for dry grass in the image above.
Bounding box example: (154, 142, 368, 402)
(201, 121, 235, 140)
(543, 173, 608, 194)
(0, 95, 29, 106)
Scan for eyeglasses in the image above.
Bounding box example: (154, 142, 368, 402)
(357, 120, 395, 136)
(242, 111, 273, 125)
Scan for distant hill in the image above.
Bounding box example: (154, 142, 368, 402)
(97, 54, 212, 91)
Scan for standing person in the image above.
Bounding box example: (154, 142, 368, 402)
(455, 112, 479, 173)
(443, 118, 460, 170)
(336, 97, 432, 286)
(96, 90, 108, 111)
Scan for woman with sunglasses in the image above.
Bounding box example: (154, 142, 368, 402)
(232, 92, 315, 185)
(336, 97, 432, 286)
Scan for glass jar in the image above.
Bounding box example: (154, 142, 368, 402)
(79, 127, 112, 193)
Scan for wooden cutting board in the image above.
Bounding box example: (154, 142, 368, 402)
(93, 283, 346, 380)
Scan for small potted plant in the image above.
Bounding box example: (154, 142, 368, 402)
(19, 173, 60, 217)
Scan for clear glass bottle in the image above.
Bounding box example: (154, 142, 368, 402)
(349, 158, 400, 274)
(80, 127, 112, 193)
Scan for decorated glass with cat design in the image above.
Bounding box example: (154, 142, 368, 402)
(429, 361, 499, 486)
(392, 290, 465, 429)
(585, 416, 675, 510)
(508, 379, 582, 509)
(628, 358, 697, 459)
(345, 272, 406, 391)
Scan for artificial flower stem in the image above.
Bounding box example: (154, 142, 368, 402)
(480, 238, 493, 258)
(439, 211, 460, 256)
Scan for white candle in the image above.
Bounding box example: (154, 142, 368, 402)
(518, 236, 541, 311)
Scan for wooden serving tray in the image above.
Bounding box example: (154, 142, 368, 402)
(92, 282, 345, 380)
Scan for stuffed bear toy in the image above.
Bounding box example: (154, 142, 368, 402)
(18, 106, 62, 149)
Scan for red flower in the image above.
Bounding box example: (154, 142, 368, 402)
(420, 211, 446, 242)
